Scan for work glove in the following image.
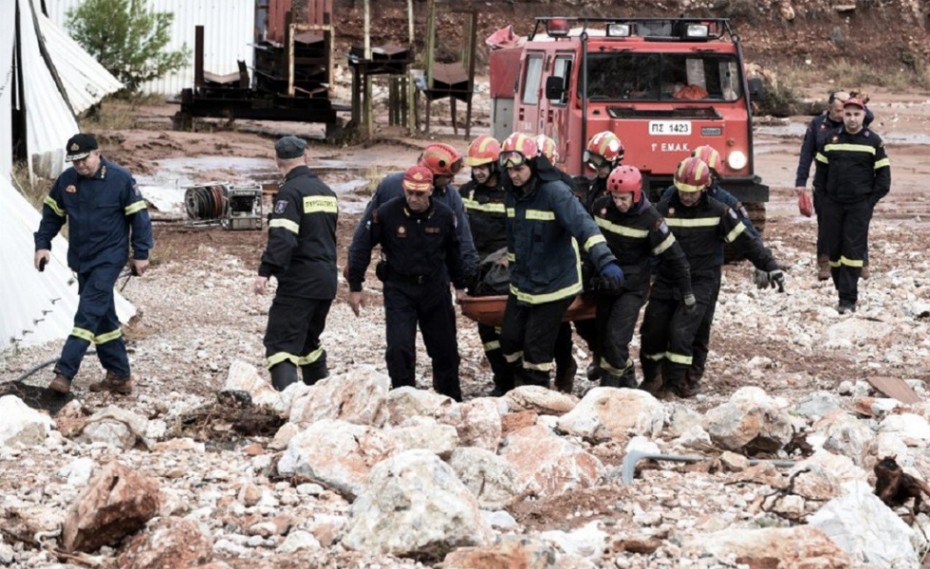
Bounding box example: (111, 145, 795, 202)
(797, 189, 813, 218)
(599, 262, 624, 289)
(753, 268, 770, 289)
(682, 293, 697, 314)
(768, 269, 786, 292)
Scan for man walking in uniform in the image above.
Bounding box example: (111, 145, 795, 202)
(35, 133, 153, 395)
(347, 165, 467, 401)
(814, 97, 891, 314)
(254, 136, 338, 390)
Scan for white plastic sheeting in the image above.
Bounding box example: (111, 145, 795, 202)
(44, 0, 256, 96)
(1, 0, 14, 177)
(37, 10, 123, 114)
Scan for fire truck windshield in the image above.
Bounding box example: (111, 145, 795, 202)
(585, 52, 741, 102)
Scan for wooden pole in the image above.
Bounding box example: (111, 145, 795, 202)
(364, 0, 372, 139)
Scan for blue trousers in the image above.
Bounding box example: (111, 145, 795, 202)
(56, 264, 129, 380)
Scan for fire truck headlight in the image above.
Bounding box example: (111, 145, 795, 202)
(727, 151, 748, 170)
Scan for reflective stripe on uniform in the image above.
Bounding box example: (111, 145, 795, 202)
(665, 217, 719, 228)
(303, 195, 338, 214)
(652, 234, 676, 255)
(269, 218, 300, 234)
(509, 280, 582, 305)
(503, 350, 523, 363)
(829, 256, 864, 268)
(525, 209, 555, 221)
(463, 199, 506, 214)
(724, 222, 746, 243)
(667, 351, 693, 365)
(506, 207, 516, 218)
(124, 201, 147, 215)
(507, 252, 515, 262)
(297, 346, 324, 365)
(815, 152, 828, 164)
(70, 327, 95, 342)
(524, 360, 553, 372)
(44, 196, 66, 217)
(875, 158, 890, 169)
(823, 143, 876, 155)
(583, 233, 606, 252)
(94, 328, 122, 344)
(595, 217, 649, 239)
(483, 340, 501, 351)
(599, 358, 632, 375)
(266, 352, 299, 368)
(642, 351, 666, 362)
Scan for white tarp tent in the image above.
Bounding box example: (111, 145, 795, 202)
(2, 0, 133, 354)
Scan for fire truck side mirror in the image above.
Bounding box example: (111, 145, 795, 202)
(747, 77, 766, 102)
(545, 76, 566, 101)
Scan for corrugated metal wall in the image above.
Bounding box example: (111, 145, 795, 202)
(44, 0, 255, 96)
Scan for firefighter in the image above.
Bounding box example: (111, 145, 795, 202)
(593, 165, 692, 388)
(460, 135, 513, 395)
(576, 130, 625, 382)
(346, 165, 467, 401)
(537, 134, 579, 394)
(660, 144, 761, 386)
(346, 142, 479, 279)
(254, 136, 338, 391)
(640, 157, 784, 398)
(497, 133, 622, 388)
(35, 133, 153, 395)
(813, 97, 890, 314)
(795, 90, 875, 280)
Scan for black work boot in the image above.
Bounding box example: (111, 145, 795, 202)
(301, 351, 329, 386)
(270, 362, 299, 391)
(600, 373, 622, 388)
(554, 357, 577, 393)
(618, 366, 637, 388)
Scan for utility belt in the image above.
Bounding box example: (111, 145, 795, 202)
(377, 261, 438, 285)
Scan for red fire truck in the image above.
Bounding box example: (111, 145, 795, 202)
(488, 17, 768, 224)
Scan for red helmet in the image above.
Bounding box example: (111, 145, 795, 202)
(674, 157, 711, 192)
(499, 133, 538, 168)
(606, 165, 643, 203)
(584, 131, 624, 167)
(535, 134, 558, 163)
(402, 165, 433, 192)
(690, 145, 722, 172)
(464, 135, 501, 167)
(419, 143, 464, 177)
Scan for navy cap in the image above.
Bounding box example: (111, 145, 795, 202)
(65, 133, 98, 161)
(275, 136, 307, 159)
(843, 97, 865, 110)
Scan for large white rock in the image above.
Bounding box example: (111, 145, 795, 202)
(703, 387, 795, 453)
(223, 359, 278, 407)
(386, 417, 459, 458)
(499, 424, 603, 498)
(0, 395, 54, 446)
(372, 386, 455, 427)
(879, 413, 930, 442)
(682, 526, 851, 567)
(75, 407, 151, 450)
(277, 419, 395, 499)
(823, 318, 893, 349)
(447, 447, 520, 510)
(556, 387, 664, 441)
(343, 449, 491, 557)
(812, 410, 876, 465)
(437, 397, 502, 452)
(504, 385, 578, 415)
(289, 365, 391, 426)
(797, 450, 870, 487)
(809, 481, 919, 567)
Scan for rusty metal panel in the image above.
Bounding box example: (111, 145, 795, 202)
(267, 0, 332, 44)
(44, 0, 255, 96)
(489, 47, 522, 98)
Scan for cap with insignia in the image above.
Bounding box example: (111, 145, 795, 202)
(65, 133, 98, 162)
(275, 136, 308, 159)
(843, 97, 865, 110)
(402, 165, 433, 192)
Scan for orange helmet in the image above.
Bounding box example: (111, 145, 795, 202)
(464, 135, 500, 167)
(690, 145, 722, 172)
(419, 143, 464, 177)
(674, 157, 711, 192)
(606, 165, 643, 203)
(499, 133, 538, 168)
(535, 134, 558, 163)
(584, 131, 624, 167)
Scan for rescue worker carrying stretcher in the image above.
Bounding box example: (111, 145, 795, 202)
(347, 165, 468, 401)
(497, 133, 621, 388)
(460, 135, 514, 395)
(640, 157, 784, 399)
(592, 165, 692, 388)
(813, 97, 891, 314)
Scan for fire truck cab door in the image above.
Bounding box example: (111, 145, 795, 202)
(545, 54, 574, 162)
(515, 51, 545, 133)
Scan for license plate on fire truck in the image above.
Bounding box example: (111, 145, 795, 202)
(648, 121, 692, 135)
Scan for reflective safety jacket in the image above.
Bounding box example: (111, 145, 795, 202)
(259, 165, 338, 299)
(460, 177, 507, 259)
(813, 127, 891, 206)
(653, 192, 778, 298)
(661, 182, 759, 242)
(346, 196, 465, 291)
(795, 108, 875, 188)
(348, 171, 479, 276)
(591, 195, 691, 296)
(504, 168, 616, 305)
(35, 158, 152, 272)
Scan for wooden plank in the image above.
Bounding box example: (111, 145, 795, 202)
(867, 376, 921, 404)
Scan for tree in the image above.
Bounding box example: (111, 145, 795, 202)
(66, 0, 189, 94)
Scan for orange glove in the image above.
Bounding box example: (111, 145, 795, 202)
(798, 190, 813, 218)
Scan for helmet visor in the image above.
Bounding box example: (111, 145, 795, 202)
(499, 151, 528, 169)
(584, 151, 609, 168)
